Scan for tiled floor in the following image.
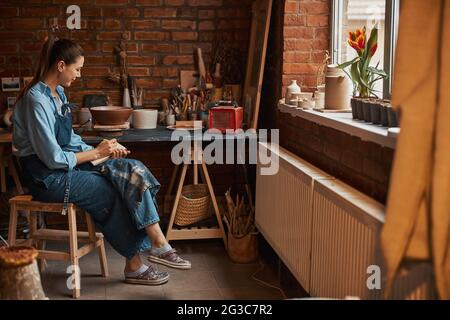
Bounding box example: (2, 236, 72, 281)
(39, 240, 286, 300)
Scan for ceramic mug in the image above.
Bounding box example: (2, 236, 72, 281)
(166, 114, 175, 126)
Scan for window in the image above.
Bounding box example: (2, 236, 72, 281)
(331, 0, 400, 99)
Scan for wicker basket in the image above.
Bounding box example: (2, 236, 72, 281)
(174, 184, 211, 226)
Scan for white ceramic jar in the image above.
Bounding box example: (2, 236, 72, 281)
(132, 109, 158, 129)
(324, 64, 352, 110)
(285, 80, 301, 103)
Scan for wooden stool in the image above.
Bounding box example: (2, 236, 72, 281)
(165, 142, 227, 248)
(8, 195, 109, 299)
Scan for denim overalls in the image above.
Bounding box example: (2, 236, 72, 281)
(20, 98, 161, 259)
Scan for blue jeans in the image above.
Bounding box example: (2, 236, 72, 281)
(28, 160, 160, 259)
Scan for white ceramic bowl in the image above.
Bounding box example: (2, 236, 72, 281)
(132, 109, 158, 129)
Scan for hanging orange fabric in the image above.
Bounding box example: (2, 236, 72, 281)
(382, 0, 450, 299)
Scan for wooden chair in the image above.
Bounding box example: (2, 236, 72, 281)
(7, 157, 109, 299)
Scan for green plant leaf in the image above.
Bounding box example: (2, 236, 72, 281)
(368, 66, 388, 78)
(337, 56, 360, 69)
(364, 25, 378, 61)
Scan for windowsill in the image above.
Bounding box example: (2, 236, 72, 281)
(278, 100, 398, 149)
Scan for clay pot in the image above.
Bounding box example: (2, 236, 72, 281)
(90, 106, 133, 126)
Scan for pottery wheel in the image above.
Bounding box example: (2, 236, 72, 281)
(93, 122, 130, 137)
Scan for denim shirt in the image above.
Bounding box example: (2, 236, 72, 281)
(13, 81, 93, 170)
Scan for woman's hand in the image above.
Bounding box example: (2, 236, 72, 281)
(95, 139, 117, 158)
(111, 147, 131, 159)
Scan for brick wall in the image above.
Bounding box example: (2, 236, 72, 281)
(282, 0, 329, 95)
(279, 111, 394, 204)
(0, 0, 252, 111)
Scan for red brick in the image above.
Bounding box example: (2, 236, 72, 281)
(0, 57, 5, 65)
(96, 0, 129, 4)
(127, 67, 150, 76)
(136, 0, 161, 5)
(306, 15, 329, 27)
(133, 78, 162, 89)
(85, 56, 115, 65)
(104, 19, 122, 29)
(341, 151, 362, 173)
(9, 56, 33, 65)
(198, 20, 215, 30)
(84, 79, 117, 89)
(198, 32, 215, 41)
(102, 8, 139, 17)
(165, 0, 184, 5)
(162, 55, 194, 65)
(162, 78, 179, 88)
(188, 0, 222, 5)
(77, 7, 102, 17)
(144, 8, 177, 17)
(78, 42, 98, 53)
(284, 14, 306, 26)
(5, 19, 43, 29)
(82, 67, 110, 76)
(300, 2, 329, 15)
(217, 9, 247, 18)
(178, 8, 197, 18)
(363, 158, 387, 184)
(151, 67, 178, 77)
(126, 19, 160, 29)
(135, 31, 167, 41)
(97, 31, 131, 40)
(142, 43, 177, 53)
(284, 26, 314, 39)
(144, 90, 171, 100)
(199, 9, 215, 19)
(311, 50, 329, 63)
(102, 43, 118, 53)
(311, 38, 329, 50)
(53, 0, 89, 3)
(218, 19, 248, 30)
(285, 1, 299, 14)
(0, 32, 35, 40)
(21, 7, 61, 16)
(284, 39, 313, 51)
(179, 42, 211, 54)
(0, 44, 18, 54)
(127, 56, 157, 65)
(283, 51, 311, 63)
(314, 27, 329, 40)
(70, 31, 92, 41)
(172, 31, 198, 41)
(86, 20, 104, 30)
(162, 20, 197, 30)
(0, 7, 18, 17)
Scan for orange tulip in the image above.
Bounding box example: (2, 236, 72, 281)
(356, 34, 365, 50)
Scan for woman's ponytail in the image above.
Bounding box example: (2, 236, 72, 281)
(16, 35, 82, 104)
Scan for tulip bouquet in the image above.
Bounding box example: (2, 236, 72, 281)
(338, 25, 388, 98)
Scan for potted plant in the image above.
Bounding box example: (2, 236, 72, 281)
(337, 25, 388, 121)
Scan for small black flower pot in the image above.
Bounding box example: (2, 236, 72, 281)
(370, 101, 381, 124)
(350, 98, 358, 119)
(387, 107, 399, 127)
(380, 104, 389, 126)
(355, 99, 362, 120)
(362, 100, 372, 122)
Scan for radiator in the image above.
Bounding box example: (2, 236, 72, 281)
(256, 142, 332, 292)
(255, 142, 436, 299)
